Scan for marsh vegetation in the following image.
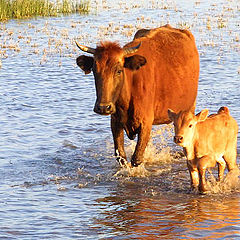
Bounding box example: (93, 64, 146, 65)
(0, 0, 90, 21)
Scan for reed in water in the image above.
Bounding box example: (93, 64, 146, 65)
(0, 0, 90, 21)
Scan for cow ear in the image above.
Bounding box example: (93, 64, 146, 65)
(76, 55, 94, 74)
(196, 109, 209, 122)
(124, 55, 146, 70)
(168, 109, 177, 122)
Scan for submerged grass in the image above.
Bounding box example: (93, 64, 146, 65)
(0, 0, 90, 21)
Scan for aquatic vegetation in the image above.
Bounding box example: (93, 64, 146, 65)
(0, 0, 90, 21)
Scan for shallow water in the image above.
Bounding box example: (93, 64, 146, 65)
(0, 0, 240, 239)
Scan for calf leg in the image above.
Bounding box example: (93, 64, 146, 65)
(198, 156, 216, 193)
(198, 167, 207, 194)
(216, 157, 226, 182)
(223, 146, 238, 172)
(187, 160, 199, 190)
(131, 123, 151, 167)
(111, 116, 127, 166)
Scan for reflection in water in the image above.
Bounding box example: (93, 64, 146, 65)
(94, 185, 240, 239)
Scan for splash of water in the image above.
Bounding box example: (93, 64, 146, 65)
(206, 168, 240, 194)
(113, 125, 176, 178)
(123, 125, 175, 164)
(114, 162, 150, 178)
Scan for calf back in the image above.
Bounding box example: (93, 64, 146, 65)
(195, 112, 238, 157)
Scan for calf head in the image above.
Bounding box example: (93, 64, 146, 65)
(76, 41, 146, 115)
(168, 109, 209, 147)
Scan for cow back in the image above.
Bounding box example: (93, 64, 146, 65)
(122, 25, 199, 125)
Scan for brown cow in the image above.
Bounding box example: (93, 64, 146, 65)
(76, 24, 199, 167)
(168, 106, 239, 194)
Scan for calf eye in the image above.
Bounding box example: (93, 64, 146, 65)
(189, 124, 193, 128)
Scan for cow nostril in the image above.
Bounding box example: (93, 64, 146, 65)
(106, 104, 112, 111)
(94, 102, 114, 115)
(179, 136, 183, 141)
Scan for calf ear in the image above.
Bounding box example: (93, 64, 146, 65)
(168, 109, 176, 122)
(124, 55, 146, 70)
(196, 109, 209, 122)
(76, 55, 94, 74)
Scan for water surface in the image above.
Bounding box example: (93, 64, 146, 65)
(0, 0, 240, 239)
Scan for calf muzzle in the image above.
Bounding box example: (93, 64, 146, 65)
(174, 136, 183, 144)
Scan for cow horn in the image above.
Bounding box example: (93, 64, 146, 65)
(123, 42, 141, 55)
(75, 41, 96, 54)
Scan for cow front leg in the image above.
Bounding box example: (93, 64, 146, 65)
(131, 124, 151, 167)
(111, 116, 127, 167)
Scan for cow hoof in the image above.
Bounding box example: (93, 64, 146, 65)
(116, 156, 128, 168)
(131, 161, 141, 168)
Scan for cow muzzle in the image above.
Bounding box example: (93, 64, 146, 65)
(94, 102, 116, 115)
(174, 136, 183, 144)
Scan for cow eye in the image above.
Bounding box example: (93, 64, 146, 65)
(189, 124, 193, 128)
(116, 69, 123, 75)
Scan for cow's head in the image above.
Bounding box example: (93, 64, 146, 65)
(76, 41, 146, 115)
(168, 109, 209, 147)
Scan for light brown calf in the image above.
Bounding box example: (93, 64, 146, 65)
(168, 106, 239, 193)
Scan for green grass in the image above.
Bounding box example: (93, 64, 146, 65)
(0, 0, 90, 21)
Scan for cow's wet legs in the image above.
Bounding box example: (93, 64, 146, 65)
(111, 116, 127, 166)
(131, 124, 151, 167)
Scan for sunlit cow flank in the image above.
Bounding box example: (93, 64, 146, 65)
(168, 106, 239, 193)
(76, 24, 199, 167)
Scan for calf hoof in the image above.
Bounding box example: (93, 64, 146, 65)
(199, 190, 210, 195)
(199, 186, 209, 195)
(116, 156, 128, 168)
